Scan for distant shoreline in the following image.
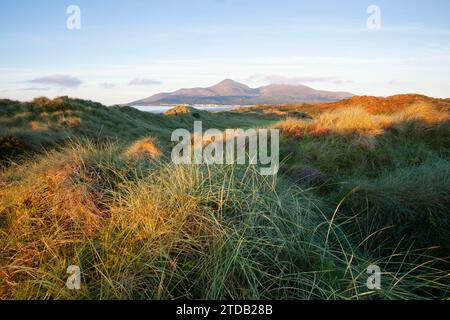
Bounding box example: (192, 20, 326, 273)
(132, 104, 253, 114)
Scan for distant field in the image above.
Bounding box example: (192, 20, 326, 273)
(0, 95, 449, 300)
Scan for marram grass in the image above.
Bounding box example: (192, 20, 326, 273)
(0, 141, 448, 300)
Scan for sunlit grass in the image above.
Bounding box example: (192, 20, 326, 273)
(0, 96, 449, 300)
(276, 103, 450, 138)
(0, 141, 448, 299)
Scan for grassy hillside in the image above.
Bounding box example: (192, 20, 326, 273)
(271, 102, 450, 258)
(0, 97, 272, 162)
(0, 96, 449, 300)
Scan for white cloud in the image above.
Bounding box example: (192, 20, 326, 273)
(388, 80, 400, 86)
(247, 74, 352, 85)
(99, 82, 116, 89)
(22, 87, 51, 91)
(129, 78, 162, 86)
(26, 74, 82, 88)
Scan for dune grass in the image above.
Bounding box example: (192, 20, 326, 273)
(0, 96, 449, 300)
(276, 103, 449, 139)
(275, 101, 450, 262)
(0, 141, 448, 300)
(0, 97, 273, 163)
(339, 160, 450, 256)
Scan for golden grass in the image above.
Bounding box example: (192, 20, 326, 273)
(393, 103, 450, 124)
(58, 116, 82, 127)
(277, 103, 450, 138)
(0, 150, 107, 297)
(0, 145, 228, 298)
(30, 121, 49, 131)
(1, 153, 103, 235)
(32, 96, 65, 108)
(1, 95, 449, 299)
(125, 137, 163, 160)
(164, 105, 193, 116)
(0, 141, 448, 299)
(263, 109, 288, 116)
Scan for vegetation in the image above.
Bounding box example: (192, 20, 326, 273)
(0, 95, 449, 300)
(0, 97, 271, 163)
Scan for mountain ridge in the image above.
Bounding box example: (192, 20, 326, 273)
(130, 79, 354, 106)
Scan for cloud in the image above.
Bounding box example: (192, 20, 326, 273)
(129, 78, 162, 86)
(22, 87, 51, 91)
(388, 80, 400, 86)
(247, 74, 352, 85)
(26, 74, 82, 88)
(330, 79, 354, 85)
(99, 82, 116, 89)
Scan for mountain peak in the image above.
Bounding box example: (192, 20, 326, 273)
(130, 80, 354, 106)
(214, 79, 242, 85)
(209, 79, 255, 96)
(210, 79, 250, 89)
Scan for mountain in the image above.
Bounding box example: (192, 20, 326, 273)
(129, 79, 354, 106)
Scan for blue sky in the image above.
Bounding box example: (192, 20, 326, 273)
(1, 0, 450, 105)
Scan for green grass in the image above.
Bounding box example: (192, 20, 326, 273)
(276, 110, 450, 260)
(1, 142, 448, 299)
(0, 97, 273, 162)
(0, 96, 449, 300)
(339, 160, 450, 255)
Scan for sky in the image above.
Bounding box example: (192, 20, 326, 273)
(0, 0, 450, 105)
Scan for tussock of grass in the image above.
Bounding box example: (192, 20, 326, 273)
(394, 104, 450, 124)
(125, 137, 163, 160)
(164, 105, 197, 116)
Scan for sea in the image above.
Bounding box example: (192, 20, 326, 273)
(133, 105, 248, 114)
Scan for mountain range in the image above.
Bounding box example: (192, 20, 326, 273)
(129, 79, 354, 106)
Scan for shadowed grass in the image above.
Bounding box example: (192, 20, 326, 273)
(339, 160, 450, 256)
